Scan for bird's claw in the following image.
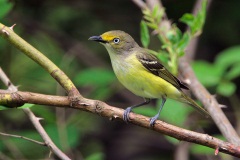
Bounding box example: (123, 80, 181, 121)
(123, 107, 132, 123)
(149, 115, 158, 128)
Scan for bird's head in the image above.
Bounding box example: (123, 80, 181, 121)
(89, 30, 139, 55)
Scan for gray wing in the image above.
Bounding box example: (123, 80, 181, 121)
(136, 51, 189, 90)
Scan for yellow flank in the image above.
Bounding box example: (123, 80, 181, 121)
(111, 52, 182, 100)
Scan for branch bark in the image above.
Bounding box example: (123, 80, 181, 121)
(0, 90, 240, 157)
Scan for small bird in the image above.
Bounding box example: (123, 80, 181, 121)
(89, 30, 210, 127)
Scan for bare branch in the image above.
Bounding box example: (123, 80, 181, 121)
(22, 108, 71, 160)
(0, 69, 71, 160)
(0, 132, 46, 146)
(0, 91, 239, 157)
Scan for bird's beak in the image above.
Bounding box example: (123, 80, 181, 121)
(88, 36, 107, 43)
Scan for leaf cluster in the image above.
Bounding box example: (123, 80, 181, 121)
(140, 0, 207, 75)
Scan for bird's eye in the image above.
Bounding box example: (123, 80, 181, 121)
(113, 38, 120, 44)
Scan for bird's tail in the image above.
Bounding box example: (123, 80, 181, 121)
(181, 93, 210, 118)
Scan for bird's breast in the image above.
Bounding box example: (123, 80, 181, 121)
(110, 53, 181, 99)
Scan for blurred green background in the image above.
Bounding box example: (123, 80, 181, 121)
(0, 0, 240, 160)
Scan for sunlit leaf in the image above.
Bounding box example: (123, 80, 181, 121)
(215, 46, 240, 70)
(134, 105, 157, 117)
(86, 152, 104, 160)
(0, 105, 9, 110)
(217, 81, 236, 97)
(164, 136, 179, 145)
(74, 68, 116, 87)
(17, 103, 35, 109)
(180, 13, 194, 27)
(177, 32, 190, 53)
(226, 63, 240, 80)
(140, 20, 150, 48)
(0, 0, 13, 19)
(190, 144, 214, 155)
(192, 61, 223, 87)
(160, 99, 192, 127)
(45, 123, 81, 149)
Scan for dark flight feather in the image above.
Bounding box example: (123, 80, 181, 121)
(136, 51, 189, 90)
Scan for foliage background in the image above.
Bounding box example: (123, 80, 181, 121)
(0, 0, 240, 159)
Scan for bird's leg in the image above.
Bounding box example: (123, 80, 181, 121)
(123, 98, 151, 123)
(149, 97, 166, 127)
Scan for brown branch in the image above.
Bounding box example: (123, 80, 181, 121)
(179, 60, 240, 145)
(132, 0, 240, 146)
(0, 91, 240, 157)
(0, 68, 71, 160)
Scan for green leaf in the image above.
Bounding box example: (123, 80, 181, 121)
(190, 144, 214, 155)
(179, 0, 207, 36)
(192, 61, 224, 87)
(143, 15, 154, 23)
(0, 0, 13, 19)
(152, 5, 159, 18)
(164, 136, 179, 145)
(74, 68, 116, 87)
(145, 22, 158, 29)
(0, 105, 9, 110)
(45, 123, 81, 149)
(86, 152, 104, 160)
(17, 103, 35, 109)
(217, 81, 236, 97)
(177, 32, 190, 54)
(180, 13, 194, 27)
(160, 99, 192, 127)
(215, 46, 240, 70)
(140, 20, 150, 48)
(166, 30, 178, 44)
(225, 63, 240, 80)
(134, 105, 157, 117)
(191, 0, 207, 35)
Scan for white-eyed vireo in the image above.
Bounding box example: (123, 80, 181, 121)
(89, 30, 210, 127)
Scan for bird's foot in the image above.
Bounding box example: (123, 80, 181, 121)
(149, 114, 159, 128)
(123, 107, 132, 123)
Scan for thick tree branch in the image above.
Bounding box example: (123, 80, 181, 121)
(132, 0, 240, 146)
(0, 91, 239, 157)
(179, 60, 240, 145)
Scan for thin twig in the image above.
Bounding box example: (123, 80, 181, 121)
(0, 132, 46, 146)
(0, 68, 71, 160)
